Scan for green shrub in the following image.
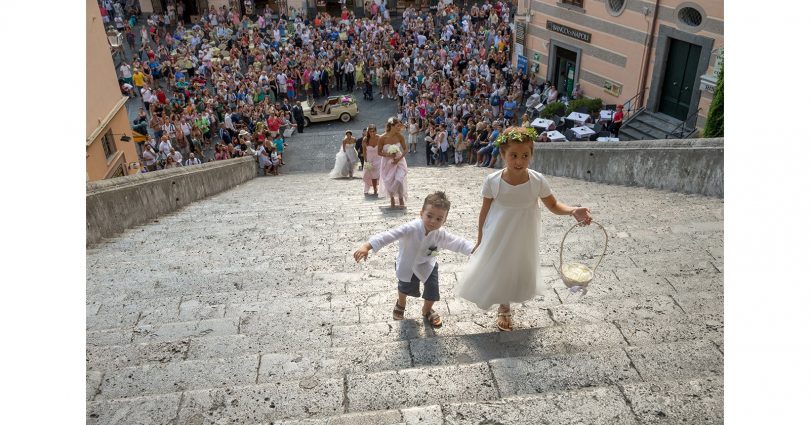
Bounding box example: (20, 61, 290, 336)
(539, 102, 566, 119)
(703, 66, 723, 138)
(565, 97, 604, 115)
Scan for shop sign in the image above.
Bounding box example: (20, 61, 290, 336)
(603, 79, 622, 97)
(546, 21, 591, 43)
(517, 55, 528, 74)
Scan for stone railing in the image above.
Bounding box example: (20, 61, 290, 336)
(533, 138, 723, 197)
(86, 157, 256, 245)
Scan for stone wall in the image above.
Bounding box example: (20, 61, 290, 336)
(533, 138, 723, 197)
(86, 158, 256, 245)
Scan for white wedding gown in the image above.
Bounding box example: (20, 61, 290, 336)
(328, 146, 359, 178)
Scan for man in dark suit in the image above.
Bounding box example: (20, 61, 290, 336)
(292, 101, 305, 134)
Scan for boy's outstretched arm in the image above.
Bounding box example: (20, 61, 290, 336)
(353, 242, 373, 262)
(354, 222, 411, 263)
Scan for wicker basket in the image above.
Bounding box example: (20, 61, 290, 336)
(559, 220, 608, 293)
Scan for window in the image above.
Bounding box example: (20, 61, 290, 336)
(674, 3, 707, 32)
(101, 129, 117, 159)
(606, 0, 627, 16)
(678, 6, 703, 27)
(561, 0, 584, 7)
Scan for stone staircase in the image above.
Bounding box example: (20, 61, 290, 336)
(620, 111, 687, 141)
(87, 164, 724, 424)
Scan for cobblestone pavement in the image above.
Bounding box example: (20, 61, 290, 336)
(87, 162, 724, 424)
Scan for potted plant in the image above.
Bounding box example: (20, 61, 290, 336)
(539, 101, 566, 119)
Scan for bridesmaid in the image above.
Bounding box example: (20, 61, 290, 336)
(362, 124, 382, 196)
(378, 117, 408, 208)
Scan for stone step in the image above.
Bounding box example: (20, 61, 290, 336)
(634, 112, 682, 133)
(275, 375, 723, 425)
(87, 311, 723, 404)
(88, 342, 719, 423)
(86, 278, 720, 346)
(619, 126, 651, 141)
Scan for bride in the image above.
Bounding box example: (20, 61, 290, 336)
(328, 130, 359, 178)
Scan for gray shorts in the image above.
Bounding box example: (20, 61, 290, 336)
(398, 263, 440, 301)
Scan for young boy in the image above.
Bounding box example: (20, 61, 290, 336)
(353, 192, 474, 327)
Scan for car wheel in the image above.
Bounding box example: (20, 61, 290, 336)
(303, 117, 310, 127)
(340, 113, 351, 123)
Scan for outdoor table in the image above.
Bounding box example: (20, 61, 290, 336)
(597, 137, 620, 142)
(530, 118, 555, 130)
(599, 110, 614, 121)
(570, 126, 596, 140)
(566, 112, 591, 125)
(545, 130, 567, 142)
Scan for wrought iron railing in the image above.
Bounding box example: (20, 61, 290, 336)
(622, 88, 648, 123)
(665, 108, 702, 139)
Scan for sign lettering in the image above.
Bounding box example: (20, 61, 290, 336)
(546, 21, 591, 43)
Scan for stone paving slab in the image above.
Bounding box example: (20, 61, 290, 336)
(87, 339, 190, 371)
(625, 339, 723, 381)
(490, 348, 640, 396)
(620, 376, 723, 424)
(177, 379, 344, 423)
(132, 317, 240, 344)
(258, 341, 412, 382)
(410, 322, 627, 366)
(346, 362, 498, 412)
(616, 313, 723, 346)
(87, 370, 103, 401)
(441, 386, 639, 425)
(97, 354, 259, 399)
(87, 393, 181, 425)
(550, 294, 684, 324)
(87, 328, 133, 347)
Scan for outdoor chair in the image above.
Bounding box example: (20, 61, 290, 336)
(564, 129, 577, 141)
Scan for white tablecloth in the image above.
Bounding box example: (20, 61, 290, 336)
(599, 110, 613, 121)
(530, 118, 554, 130)
(566, 112, 590, 125)
(571, 126, 596, 139)
(545, 130, 567, 142)
(597, 137, 620, 142)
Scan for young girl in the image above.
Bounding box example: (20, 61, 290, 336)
(457, 127, 593, 331)
(407, 117, 419, 154)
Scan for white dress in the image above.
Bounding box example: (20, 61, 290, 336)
(457, 169, 553, 309)
(328, 144, 359, 178)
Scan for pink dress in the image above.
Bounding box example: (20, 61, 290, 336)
(379, 149, 408, 201)
(362, 144, 381, 193)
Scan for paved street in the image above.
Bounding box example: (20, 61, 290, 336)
(87, 162, 724, 424)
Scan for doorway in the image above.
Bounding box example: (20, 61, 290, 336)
(553, 46, 577, 98)
(659, 38, 701, 121)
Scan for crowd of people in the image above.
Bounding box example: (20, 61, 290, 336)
(103, 0, 553, 175)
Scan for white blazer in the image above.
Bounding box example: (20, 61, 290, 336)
(369, 218, 474, 282)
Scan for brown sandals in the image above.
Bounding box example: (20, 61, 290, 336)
(393, 302, 405, 320)
(423, 309, 443, 328)
(496, 309, 513, 332)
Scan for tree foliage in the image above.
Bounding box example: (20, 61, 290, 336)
(703, 65, 723, 137)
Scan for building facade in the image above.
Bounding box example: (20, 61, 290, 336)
(514, 0, 723, 131)
(87, 0, 140, 181)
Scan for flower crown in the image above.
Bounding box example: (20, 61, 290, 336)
(493, 127, 538, 148)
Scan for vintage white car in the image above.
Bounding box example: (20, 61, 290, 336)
(302, 95, 359, 127)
